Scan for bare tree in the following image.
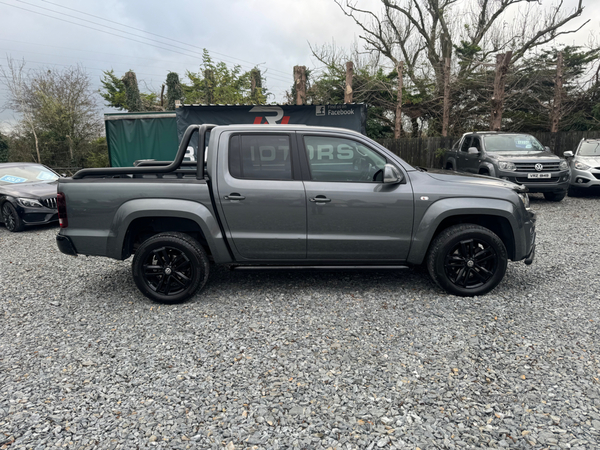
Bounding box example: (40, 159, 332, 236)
(335, 0, 588, 132)
(0, 58, 41, 163)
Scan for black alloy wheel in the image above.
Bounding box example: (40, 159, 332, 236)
(2, 202, 24, 232)
(427, 224, 507, 296)
(132, 232, 209, 303)
(444, 237, 497, 289)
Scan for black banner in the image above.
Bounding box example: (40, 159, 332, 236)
(175, 104, 366, 143)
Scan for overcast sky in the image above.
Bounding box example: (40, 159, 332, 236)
(0, 0, 598, 132)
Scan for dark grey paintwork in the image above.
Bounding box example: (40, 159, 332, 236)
(57, 124, 535, 269)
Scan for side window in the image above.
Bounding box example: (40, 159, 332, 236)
(471, 137, 481, 151)
(229, 135, 292, 180)
(460, 137, 472, 152)
(303, 135, 387, 182)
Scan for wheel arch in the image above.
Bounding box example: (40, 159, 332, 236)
(407, 198, 519, 265)
(107, 198, 233, 263)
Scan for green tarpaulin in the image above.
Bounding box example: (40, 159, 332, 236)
(105, 112, 178, 167)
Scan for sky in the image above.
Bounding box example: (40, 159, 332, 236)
(0, 0, 598, 133)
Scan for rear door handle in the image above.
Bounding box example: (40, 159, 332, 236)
(224, 193, 246, 201)
(310, 195, 331, 203)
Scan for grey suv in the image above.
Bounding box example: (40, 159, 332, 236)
(563, 138, 600, 196)
(444, 132, 570, 201)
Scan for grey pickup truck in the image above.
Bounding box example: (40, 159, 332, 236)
(56, 124, 536, 303)
(443, 132, 570, 201)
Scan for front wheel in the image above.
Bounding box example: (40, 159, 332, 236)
(132, 232, 209, 304)
(427, 224, 508, 296)
(544, 191, 566, 202)
(2, 202, 24, 232)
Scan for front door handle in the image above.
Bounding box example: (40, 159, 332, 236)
(224, 193, 246, 201)
(310, 195, 331, 203)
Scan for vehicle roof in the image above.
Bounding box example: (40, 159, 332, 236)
(213, 124, 361, 135)
(462, 131, 535, 137)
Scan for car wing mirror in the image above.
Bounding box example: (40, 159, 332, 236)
(468, 147, 479, 155)
(544, 146, 551, 152)
(563, 151, 574, 158)
(383, 164, 404, 184)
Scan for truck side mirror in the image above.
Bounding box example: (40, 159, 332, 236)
(563, 151, 574, 158)
(467, 147, 479, 155)
(544, 146, 551, 152)
(383, 164, 404, 184)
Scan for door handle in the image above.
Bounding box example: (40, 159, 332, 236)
(310, 195, 331, 203)
(224, 193, 246, 201)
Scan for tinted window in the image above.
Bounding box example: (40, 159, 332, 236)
(229, 135, 292, 180)
(303, 136, 387, 182)
(460, 137, 472, 152)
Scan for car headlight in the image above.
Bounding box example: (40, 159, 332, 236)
(574, 161, 591, 170)
(559, 160, 569, 170)
(17, 198, 43, 208)
(518, 193, 530, 209)
(499, 161, 516, 171)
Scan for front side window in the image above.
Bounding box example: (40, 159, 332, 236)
(460, 137, 473, 152)
(229, 135, 292, 180)
(303, 136, 387, 182)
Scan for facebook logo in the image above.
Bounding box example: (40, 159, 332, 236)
(315, 106, 326, 116)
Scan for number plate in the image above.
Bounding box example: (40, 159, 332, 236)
(527, 173, 551, 179)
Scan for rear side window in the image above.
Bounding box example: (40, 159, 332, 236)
(229, 135, 292, 180)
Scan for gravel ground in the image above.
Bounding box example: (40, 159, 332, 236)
(1, 193, 600, 450)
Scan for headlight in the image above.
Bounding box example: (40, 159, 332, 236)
(499, 161, 516, 171)
(559, 160, 569, 170)
(518, 193, 530, 209)
(574, 161, 591, 170)
(17, 198, 43, 208)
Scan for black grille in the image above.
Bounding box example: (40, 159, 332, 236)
(514, 162, 560, 172)
(594, 173, 600, 180)
(41, 197, 57, 209)
(515, 177, 559, 183)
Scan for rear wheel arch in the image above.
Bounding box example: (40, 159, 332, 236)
(123, 217, 210, 260)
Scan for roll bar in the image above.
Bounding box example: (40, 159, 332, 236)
(72, 124, 216, 179)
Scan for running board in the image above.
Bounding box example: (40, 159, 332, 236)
(229, 265, 410, 271)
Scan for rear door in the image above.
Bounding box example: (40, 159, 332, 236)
(298, 133, 414, 261)
(215, 132, 306, 260)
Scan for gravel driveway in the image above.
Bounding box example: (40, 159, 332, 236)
(1, 194, 600, 450)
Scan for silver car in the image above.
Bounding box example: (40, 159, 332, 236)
(564, 139, 600, 196)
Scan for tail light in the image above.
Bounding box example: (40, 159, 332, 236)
(57, 192, 68, 228)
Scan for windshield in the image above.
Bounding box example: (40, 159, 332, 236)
(0, 164, 59, 186)
(578, 141, 600, 157)
(483, 135, 545, 152)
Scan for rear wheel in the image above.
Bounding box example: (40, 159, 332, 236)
(427, 224, 507, 296)
(2, 202, 24, 232)
(132, 232, 209, 304)
(543, 191, 566, 202)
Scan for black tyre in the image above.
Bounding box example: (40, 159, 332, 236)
(427, 224, 508, 296)
(132, 232, 209, 304)
(567, 186, 583, 197)
(2, 202, 24, 232)
(543, 191, 566, 202)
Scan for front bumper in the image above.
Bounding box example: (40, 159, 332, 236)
(16, 204, 58, 226)
(499, 170, 570, 193)
(569, 167, 600, 189)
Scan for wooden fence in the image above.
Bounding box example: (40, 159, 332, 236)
(378, 130, 600, 168)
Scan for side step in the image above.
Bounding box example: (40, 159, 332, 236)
(229, 265, 410, 271)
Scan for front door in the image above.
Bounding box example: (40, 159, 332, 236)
(216, 133, 306, 260)
(299, 134, 414, 260)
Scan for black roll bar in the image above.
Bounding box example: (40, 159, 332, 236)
(72, 124, 216, 179)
